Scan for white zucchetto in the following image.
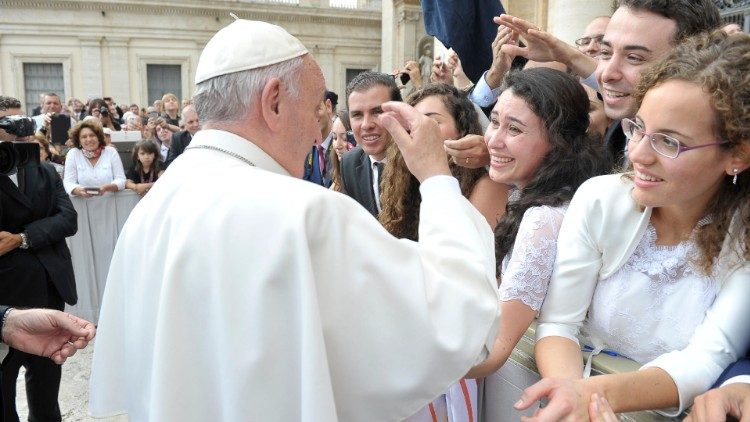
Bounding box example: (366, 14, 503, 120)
(195, 19, 308, 84)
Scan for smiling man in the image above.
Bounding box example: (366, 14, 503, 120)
(341, 71, 402, 216)
(497, 0, 721, 166)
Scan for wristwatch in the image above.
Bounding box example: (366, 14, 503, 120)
(19, 233, 29, 250)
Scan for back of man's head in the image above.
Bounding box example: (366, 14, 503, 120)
(0, 96, 22, 114)
(193, 19, 309, 126)
(619, 0, 721, 42)
(345, 71, 402, 109)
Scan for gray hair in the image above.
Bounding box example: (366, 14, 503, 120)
(193, 56, 305, 124)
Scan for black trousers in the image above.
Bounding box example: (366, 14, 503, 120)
(1, 283, 64, 422)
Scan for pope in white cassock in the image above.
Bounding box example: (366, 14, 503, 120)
(89, 19, 500, 422)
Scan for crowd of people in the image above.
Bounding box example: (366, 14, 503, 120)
(1, 1, 749, 421)
(297, 0, 749, 420)
(26, 92, 201, 199)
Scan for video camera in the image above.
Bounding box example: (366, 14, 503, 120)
(0, 115, 40, 175)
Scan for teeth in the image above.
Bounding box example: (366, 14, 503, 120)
(605, 89, 628, 98)
(363, 135, 380, 142)
(492, 157, 514, 164)
(636, 171, 662, 182)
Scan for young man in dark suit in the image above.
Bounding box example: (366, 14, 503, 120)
(0, 96, 78, 422)
(340, 72, 402, 216)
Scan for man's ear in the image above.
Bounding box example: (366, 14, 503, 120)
(325, 99, 333, 116)
(261, 78, 283, 132)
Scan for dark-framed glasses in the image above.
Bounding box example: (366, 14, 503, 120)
(621, 118, 728, 159)
(574, 35, 604, 47)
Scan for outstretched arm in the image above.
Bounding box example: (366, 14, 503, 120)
(1, 307, 96, 364)
(495, 15, 597, 79)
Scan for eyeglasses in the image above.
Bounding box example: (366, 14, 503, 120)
(574, 35, 604, 47)
(621, 118, 728, 159)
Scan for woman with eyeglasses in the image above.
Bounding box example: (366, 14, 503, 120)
(519, 30, 750, 420)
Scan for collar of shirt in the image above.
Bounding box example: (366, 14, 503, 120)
(189, 129, 290, 177)
(320, 131, 334, 150)
(368, 155, 387, 168)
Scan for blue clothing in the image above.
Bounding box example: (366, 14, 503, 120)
(421, 0, 505, 83)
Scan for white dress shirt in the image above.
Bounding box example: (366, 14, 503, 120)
(63, 146, 126, 194)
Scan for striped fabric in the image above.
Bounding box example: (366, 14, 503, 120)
(404, 379, 479, 422)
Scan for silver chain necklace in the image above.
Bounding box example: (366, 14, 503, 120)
(186, 144, 256, 167)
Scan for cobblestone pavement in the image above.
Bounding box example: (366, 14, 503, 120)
(14, 340, 126, 421)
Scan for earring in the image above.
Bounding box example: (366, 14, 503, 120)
(733, 168, 739, 185)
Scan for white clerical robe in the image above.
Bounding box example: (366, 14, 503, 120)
(89, 129, 500, 422)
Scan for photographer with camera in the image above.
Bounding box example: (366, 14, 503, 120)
(0, 95, 78, 422)
(87, 98, 120, 132)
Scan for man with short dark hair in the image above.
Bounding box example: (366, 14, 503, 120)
(493, 0, 721, 165)
(302, 90, 336, 186)
(340, 72, 402, 216)
(0, 95, 78, 422)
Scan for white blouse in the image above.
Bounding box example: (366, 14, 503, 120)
(583, 222, 717, 364)
(499, 204, 567, 312)
(63, 146, 126, 194)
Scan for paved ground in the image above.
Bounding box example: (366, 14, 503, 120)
(14, 340, 126, 421)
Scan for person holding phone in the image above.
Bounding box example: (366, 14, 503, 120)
(63, 120, 126, 197)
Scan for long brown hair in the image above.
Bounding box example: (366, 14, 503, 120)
(631, 30, 750, 273)
(330, 110, 351, 193)
(379, 84, 487, 240)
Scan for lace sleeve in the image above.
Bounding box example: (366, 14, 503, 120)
(499, 205, 567, 311)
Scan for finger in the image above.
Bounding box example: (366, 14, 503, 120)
(379, 113, 414, 151)
(597, 395, 619, 422)
(58, 313, 94, 339)
(515, 379, 554, 410)
(501, 44, 527, 58)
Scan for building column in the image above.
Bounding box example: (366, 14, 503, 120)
(381, 0, 424, 73)
(314, 45, 336, 91)
(546, 0, 612, 44)
(79, 37, 104, 99)
(105, 38, 131, 104)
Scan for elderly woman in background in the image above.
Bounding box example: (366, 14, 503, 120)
(63, 120, 125, 197)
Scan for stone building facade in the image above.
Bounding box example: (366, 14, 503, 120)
(0, 0, 614, 112)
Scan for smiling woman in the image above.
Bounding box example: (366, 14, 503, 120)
(63, 120, 126, 197)
(526, 30, 750, 420)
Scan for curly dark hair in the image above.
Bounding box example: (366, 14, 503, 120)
(379, 84, 487, 240)
(494, 68, 610, 274)
(68, 120, 106, 149)
(631, 29, 750, 274)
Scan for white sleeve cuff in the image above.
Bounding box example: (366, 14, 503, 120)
(468, 73, 502, 108)
(722, 375, 750, 387)
(419, 175, 460, 198)
(580, 72, 599, 91)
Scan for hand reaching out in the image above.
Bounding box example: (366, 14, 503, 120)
(2, 308, 96, 364)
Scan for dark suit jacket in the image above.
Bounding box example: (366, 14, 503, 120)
(713, 358, 750, 387)
(340, 146, 378, 216)
(165, 130, 193, 167)
(0, 163, 78, 307)
(302, 141, 333, 188)
(604, 120, 627, 169)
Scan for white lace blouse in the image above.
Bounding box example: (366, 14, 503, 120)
(499, 204, 567, 312)
(582, 222, 717, 364)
